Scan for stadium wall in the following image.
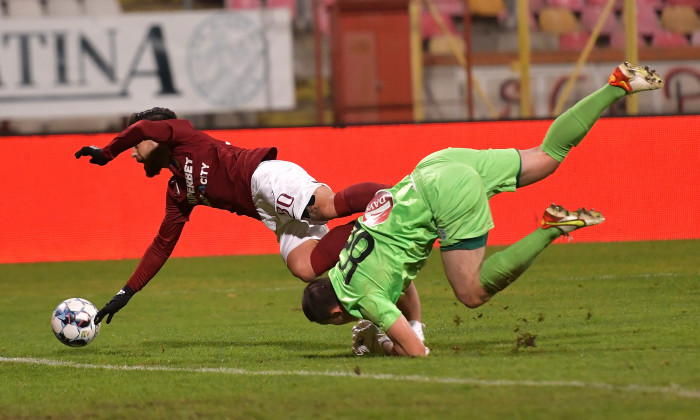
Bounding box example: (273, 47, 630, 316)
(2, 115, 699, 264)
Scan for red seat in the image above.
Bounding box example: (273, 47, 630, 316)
(432, 0, 463, 17)
(609, 29, 647, 49)
(652, 30, 689, 46)
(559, 31, 590, 50)
(580, 5, 619, 35)
(528, 0, 546, 13)
(583, 0, 622, 9)
(637, 7, 662, 36)
(422, 10, 457, 39)
(226, 0, 261, 9)
(547, 0, 585, 12)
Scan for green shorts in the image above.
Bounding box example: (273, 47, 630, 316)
(411, 148, 521, 250)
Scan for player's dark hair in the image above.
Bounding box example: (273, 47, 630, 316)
(302, 277, 339, 323)
(127, 107, 177, 126)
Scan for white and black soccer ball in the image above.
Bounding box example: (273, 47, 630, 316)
(51, 298, 100, 347)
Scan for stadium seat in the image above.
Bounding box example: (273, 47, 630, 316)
(5, 0, 44, 18)
(660, 5, 700, 35)
(83, 0, 122, 16)
(559, 31, 590, 50)
(432, 0, 463, 18)
(609, 29, 647, 49)
(422, 10, 457, 40)
(538, 7, 580, 34)
(46, 0, 84, 17)
(652, 30, 690, 47)
(637, 7, 663, 36)
(580, 5, 619, 35)
(467, 0, 506, 17)
(547, 0, 585, 12)
(632, 0, 665, 11)
(665, 0, 700, 9)
(586, 0, 623, 9)
(527, 0, 546, 12)
(226, 0, 261, 9)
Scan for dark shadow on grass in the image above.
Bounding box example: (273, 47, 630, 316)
(118, 337, 351, 353)
(300, 353, 359, 359)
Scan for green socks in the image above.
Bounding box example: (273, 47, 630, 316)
(479, 84, 628, 295)
(479, 228, 562, 295)
(541, 85, 626, 162)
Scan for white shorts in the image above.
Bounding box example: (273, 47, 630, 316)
(251, 160, 330, 262)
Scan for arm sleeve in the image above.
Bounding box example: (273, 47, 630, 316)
(125, 194, 192, 292)
(357, 294, 402, 332)
(101, 120, 176, 161)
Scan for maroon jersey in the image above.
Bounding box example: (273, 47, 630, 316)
(101, 119, 277, 291)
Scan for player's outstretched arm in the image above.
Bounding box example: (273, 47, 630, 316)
(384, 315, 429, 357)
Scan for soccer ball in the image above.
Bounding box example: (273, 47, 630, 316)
(51, 298, 100, 347)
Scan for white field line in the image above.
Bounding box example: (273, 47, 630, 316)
(2, 356, 699, 399)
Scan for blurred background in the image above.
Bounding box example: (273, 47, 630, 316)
(0, 0, 699, 135)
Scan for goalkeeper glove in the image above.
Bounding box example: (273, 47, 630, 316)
(351, 320, 389, 356)
(95, 285, 135, 325)
(75, 146, 109, 166)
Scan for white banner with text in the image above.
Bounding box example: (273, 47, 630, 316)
(0, 10, 294, 118)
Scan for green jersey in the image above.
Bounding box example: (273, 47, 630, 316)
(328, 148, 521, 331)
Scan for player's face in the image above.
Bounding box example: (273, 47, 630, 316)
(131, 140, 159, 163)
(318, 306, 357, 325)
(132, 140, 170, 178)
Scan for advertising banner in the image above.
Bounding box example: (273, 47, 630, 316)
(2, 115, 699, 263)
(0, 9, 294, 118)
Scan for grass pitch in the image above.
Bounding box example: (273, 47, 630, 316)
(1, 240, 698, 419)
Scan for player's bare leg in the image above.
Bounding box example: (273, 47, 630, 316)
(441, 205, 604, 309)
(441, 246, 492, 309)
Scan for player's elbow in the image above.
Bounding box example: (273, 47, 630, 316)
(392, 342, 429, 357)
(454, 291, 487, 309)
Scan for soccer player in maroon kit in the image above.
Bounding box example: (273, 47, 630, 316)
(75, 107, 422, 333)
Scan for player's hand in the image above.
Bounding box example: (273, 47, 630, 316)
(95, 286, 135, 325)
(75, 146, 109, 166)
(351, 320, 389, 356)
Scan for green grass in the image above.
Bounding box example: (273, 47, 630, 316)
(1, 240, 698, 419)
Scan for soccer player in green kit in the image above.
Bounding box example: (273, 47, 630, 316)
(301, 62, 664, 357)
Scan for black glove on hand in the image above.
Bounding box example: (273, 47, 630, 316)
(95, 285, 135, 325)
(75, 146, 109, 166)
